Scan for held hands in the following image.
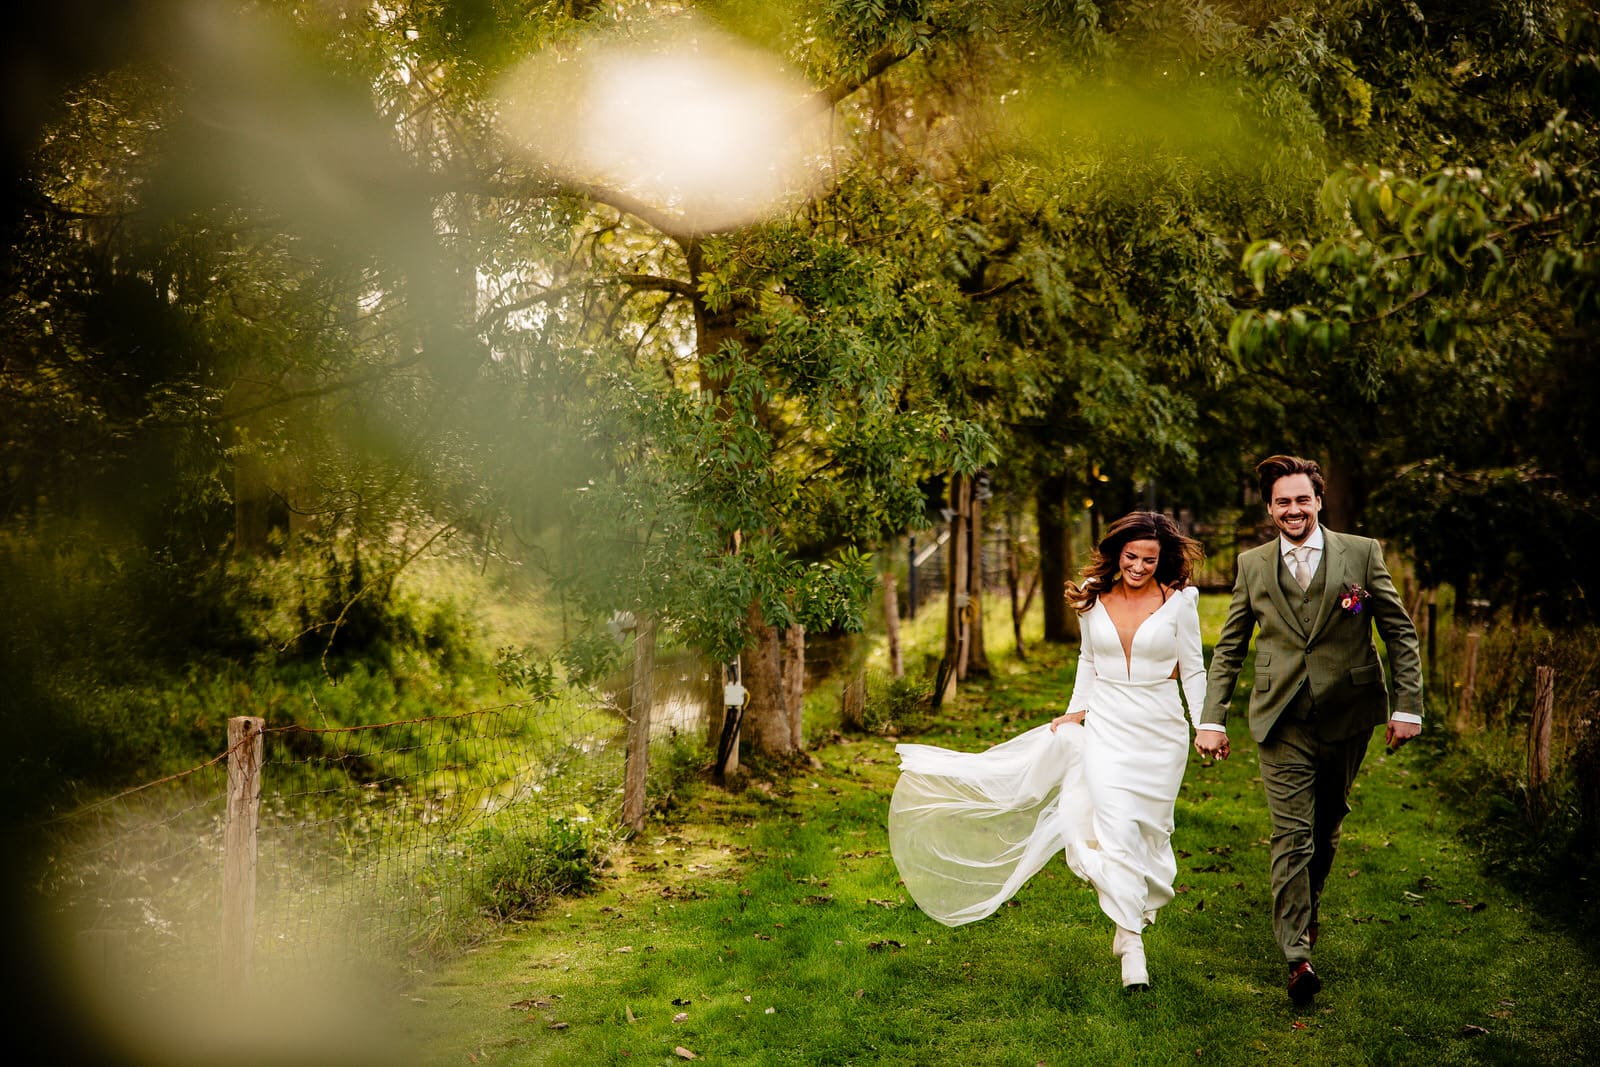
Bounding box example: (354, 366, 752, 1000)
(1385, 719, 1422, 751)
(1050, 712, 1086, 731)
(1194, 730, 1230, 760)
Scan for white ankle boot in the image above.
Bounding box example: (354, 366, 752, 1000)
(1113, 926, 1149, 989)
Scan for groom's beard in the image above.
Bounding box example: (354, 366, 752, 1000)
(1275, 513, 1318, 543)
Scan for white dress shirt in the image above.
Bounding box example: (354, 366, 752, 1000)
(1279, 525, 1325, 582)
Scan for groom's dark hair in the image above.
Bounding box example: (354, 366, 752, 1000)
(1256, 454, 1325, 501)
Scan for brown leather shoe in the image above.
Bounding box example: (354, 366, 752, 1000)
(1288, 961, 1321, 1005)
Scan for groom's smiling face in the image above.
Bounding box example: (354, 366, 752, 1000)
(1267, 472, 1322, 544)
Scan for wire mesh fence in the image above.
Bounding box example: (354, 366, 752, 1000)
(33, 637, 722, 1014)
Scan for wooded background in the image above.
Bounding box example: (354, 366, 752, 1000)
(3, 0, 1598, 798)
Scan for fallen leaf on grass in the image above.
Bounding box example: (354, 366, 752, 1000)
(854, 989, 865, 998)
(674, 1047, 698, 1060)
(509, 996, 556, 1010)
(1346, 869, 1360, 878)
(764, 1007, 776, 1014)
(672, 998, 692, 1006)
(548, 1021, 569, 1030)
(625, 1005, 637, 1023)
(1461, 1025, 1490, 1038)
(1291, 1021, 1308, 1031)
(1447, 899, 1487, 911)
(867, 939, 905, 951)
(673, 1012, 688, 1023)
(866, 897, 901, 908)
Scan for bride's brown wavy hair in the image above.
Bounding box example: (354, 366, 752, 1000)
(1066, 511, 1204, 613)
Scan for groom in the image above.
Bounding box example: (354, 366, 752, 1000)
(1195, 454, 1423, 1007)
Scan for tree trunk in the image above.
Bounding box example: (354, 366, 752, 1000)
(1006, 510, 1036, 661)
(740, 599, 795, 760)
(883, 569, 904, 678)
(782, 622, 805, 751)
(1037, 475, 1079, 643)
(938, 472, 971, 703)
(1322, 448, 1369, 533)
(966, 480, 991, 675)
(685, 239, 768, 770)
(227, 377, 286, 557)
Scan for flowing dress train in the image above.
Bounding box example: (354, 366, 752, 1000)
(888, 585, 1206, 930)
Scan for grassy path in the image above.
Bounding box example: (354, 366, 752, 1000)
(404, 602, 1599, 1066)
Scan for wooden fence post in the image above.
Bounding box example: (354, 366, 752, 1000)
(1456, 631, 1481, 733)
(222, 715, 264, 1001)
(1529, 666, 1555, 809)
(622, 616, 656, 833)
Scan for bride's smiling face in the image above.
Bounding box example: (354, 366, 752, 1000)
(1118, 539, 1161, 590)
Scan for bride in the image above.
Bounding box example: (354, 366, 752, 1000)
(888, 511, 1209, 990)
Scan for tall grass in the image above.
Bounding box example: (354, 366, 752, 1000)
(1427, 612, 1600, 935)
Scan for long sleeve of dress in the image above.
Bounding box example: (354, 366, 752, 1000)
(1064, 614, 1097, 713)
(1174, 586, 1207, 729)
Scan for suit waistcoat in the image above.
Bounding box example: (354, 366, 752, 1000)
(1278, 547, 1328, 636)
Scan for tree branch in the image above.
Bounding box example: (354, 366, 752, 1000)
(815, 42, 919, 109)
(476, 273, 694, 333)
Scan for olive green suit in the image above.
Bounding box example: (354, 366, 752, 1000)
(1201, 528, 1423, 963)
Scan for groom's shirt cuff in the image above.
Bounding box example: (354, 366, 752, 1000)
(1391, 712, 1423, 726)
(1196, 723, 1227, 733)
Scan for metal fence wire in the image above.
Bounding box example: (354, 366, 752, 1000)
(34, 642, 720, 1010)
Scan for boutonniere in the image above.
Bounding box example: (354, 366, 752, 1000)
(1339, 583, 1370, 616)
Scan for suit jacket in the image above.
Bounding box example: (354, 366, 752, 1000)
(1201, 528, 1424, 743)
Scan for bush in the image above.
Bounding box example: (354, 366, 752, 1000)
(467, 817, 605, 922)
(841, 671, 930, 736)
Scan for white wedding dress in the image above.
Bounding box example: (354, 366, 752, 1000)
(888, 585, 1206, 931)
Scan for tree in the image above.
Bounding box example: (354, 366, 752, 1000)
(1227, 3, 1600, 618)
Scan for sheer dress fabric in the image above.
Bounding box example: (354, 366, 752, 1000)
(889, 585, 1206, 930)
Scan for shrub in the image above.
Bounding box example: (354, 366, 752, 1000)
(467, 817, 605, 922)
(842, 670, 930, 736)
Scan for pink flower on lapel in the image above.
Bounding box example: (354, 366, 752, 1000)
(1339, 583, 1370, 615)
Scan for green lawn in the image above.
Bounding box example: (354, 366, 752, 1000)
(401, 594, 1600, 1066)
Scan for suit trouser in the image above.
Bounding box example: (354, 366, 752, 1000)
(1257, 690, 1372, 964)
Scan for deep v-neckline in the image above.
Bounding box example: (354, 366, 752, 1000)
(1099, 591, 1172, 675)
